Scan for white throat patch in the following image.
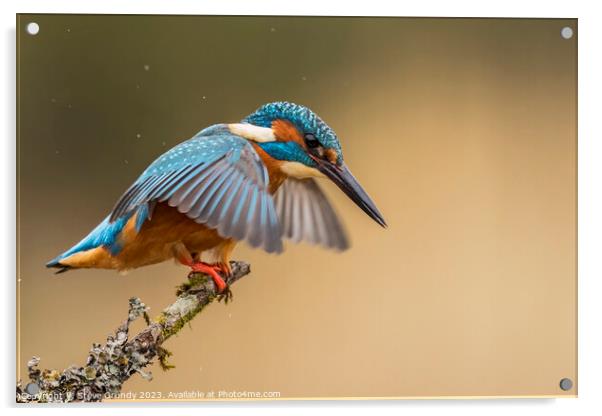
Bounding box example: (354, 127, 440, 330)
(228, 123, 275, 143)
(280, 161, 325, 179)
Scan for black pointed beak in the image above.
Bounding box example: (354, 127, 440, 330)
(317, 161, 387, 228)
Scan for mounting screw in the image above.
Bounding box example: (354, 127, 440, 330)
(26, 22, 40, 36)
(24, 382, 40, 395)
(561, 26, 573, 40)
(559, 378, 573, 391)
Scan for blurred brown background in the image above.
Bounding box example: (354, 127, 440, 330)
(17, 15, 576, 399)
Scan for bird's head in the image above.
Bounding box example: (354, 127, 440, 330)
(234, 101, 386, 227)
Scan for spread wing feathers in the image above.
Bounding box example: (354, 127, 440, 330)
(274, 178, 349, 251)
(109, 128, 283, 253)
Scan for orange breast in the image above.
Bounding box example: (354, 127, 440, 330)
(113, 203, 226, 269)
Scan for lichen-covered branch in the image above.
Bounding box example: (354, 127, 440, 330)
(16, 261, 251, 403)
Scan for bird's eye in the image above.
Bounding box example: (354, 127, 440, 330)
(304, 133, 320, 148)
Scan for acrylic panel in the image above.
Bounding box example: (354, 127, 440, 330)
(16, 15, 577, 402)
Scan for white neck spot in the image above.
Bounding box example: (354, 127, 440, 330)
(228, 123, 275, 143)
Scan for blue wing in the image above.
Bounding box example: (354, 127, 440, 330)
(109, 124, 283, 253)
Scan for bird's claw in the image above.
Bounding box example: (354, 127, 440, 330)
(217, 285, 233, 304)
(212, 262, 233, 277)
(208, 262, 233, 302)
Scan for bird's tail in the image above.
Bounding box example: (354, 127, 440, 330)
(45, 259, 73, 274)
(45, 214, 123, 274)
(46, 208, 147, 273)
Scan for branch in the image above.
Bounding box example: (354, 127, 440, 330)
(16, 261, 251, 403)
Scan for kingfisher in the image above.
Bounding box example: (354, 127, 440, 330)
(47, 102, 386, 293)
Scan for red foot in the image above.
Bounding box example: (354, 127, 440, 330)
(190, 262, 227, 293)
(212, 262, 232, 277)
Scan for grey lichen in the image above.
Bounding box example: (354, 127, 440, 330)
(16, 261, 251, 403)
